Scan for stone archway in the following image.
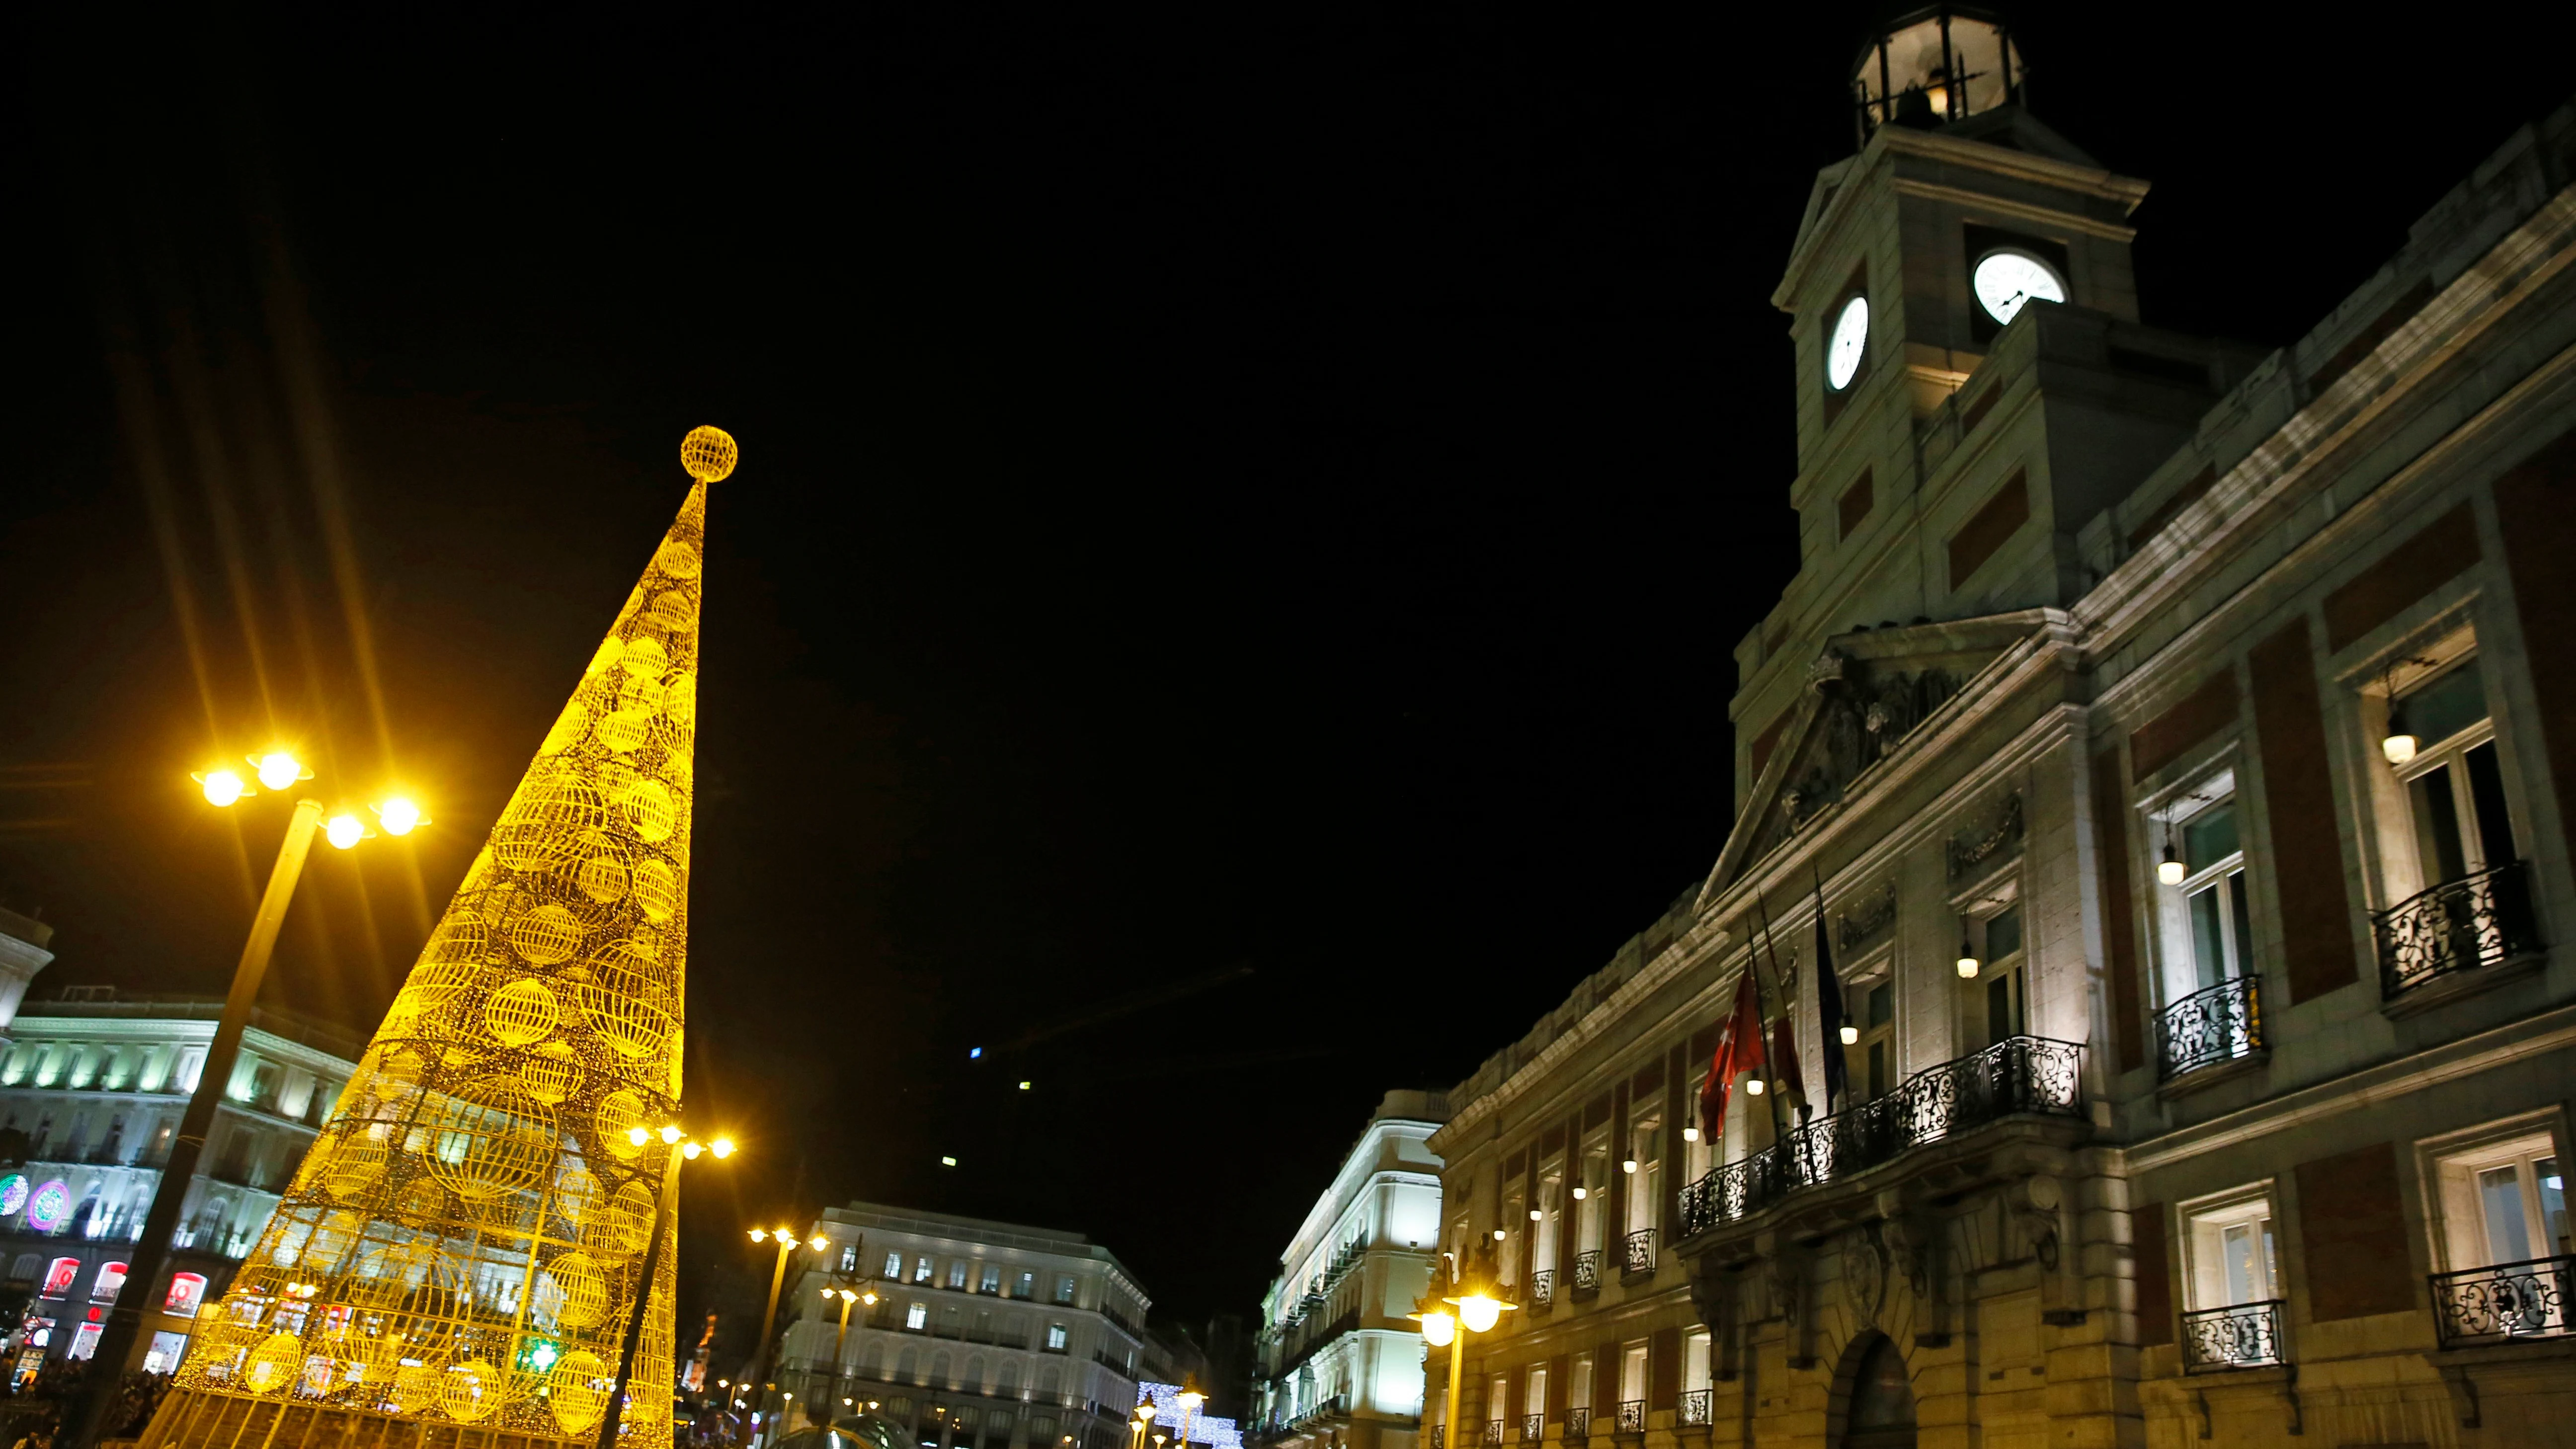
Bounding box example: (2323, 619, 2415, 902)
(1829, 1331, 1915, 1449)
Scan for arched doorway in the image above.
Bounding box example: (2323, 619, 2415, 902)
(1836, 1333, 1915, 1449)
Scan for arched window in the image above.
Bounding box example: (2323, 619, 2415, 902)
(997, 1360, 1020, 1397)
(931, 1351, 952, 1390)
(1838, 1334, 1915, 1449)
(859, 1340, 884, 1377)
(965, 1355, 987, 1392)
(896, 1346, 919, 1385)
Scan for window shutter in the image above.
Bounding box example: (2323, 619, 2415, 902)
(1649, 1327, 1680, 1409)
(2131, 1202, 2173, 1347)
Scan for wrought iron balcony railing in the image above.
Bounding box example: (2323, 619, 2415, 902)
(1613, 1401, 1643, 1434)
(1528, 1269, 1555, 1307)
(1620, 1229, 1656, 1277)
(1481, 1419, 1505, 1448)
(2158, 975, 2263, 1079)
(1564, 1408, 1590, 1442)
(1676, 1390, 1709, 1428)
(1572, 1251, 1601, 1293)
(1678, 1035, 2084, 1237)
(2180, 1299, 2283, 1372)
(1429, 1428, 1445, 1449)
(1518, 1414, 1542, 1443)
(2431, 1254, 2573, 1347)
(2374, 861, 2541, 999)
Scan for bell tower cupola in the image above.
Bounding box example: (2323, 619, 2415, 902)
(1851, 6, 2028, 146)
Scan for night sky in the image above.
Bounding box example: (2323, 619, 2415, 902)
(4, 3, 2568, 1363)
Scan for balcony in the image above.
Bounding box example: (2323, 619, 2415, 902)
(2180, 1300, 2284, 1372)
(1517, 1415, 1540, 1443)
(1430, 1429, 1445, 1449)
(2374, 861, 2542, 1003)
(1527, 1269, 1554, 1308)
(1564, 1408, 1590, 1443)
(1480, 1420, 1504, 1448)
(2430, 1254, 2573, 1348)
(1675, 1391, 1709, 1428)
(1612, 1401, 1643, 1436)
(1571, 1252, 1601, 1296)
(1678, 1036, 2084, 1238)
(2158, 975, 2264, 1081)
(1619, 1229, 1655, 1280)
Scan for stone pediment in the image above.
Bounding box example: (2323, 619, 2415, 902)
(1699, 613, 2055, 904)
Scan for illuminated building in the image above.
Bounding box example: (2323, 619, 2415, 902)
(779, 1203, 1157, 1449)
(0, 976, 361, 1381)
(1250, 1091, 1448, 1449)
(135, 432, 728, 1449)
(1422, 12, 2576, 1449)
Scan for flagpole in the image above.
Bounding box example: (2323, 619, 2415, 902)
(1751, 895, 1792, 1142)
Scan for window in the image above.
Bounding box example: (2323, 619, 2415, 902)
(1974, 902, 2026, 1047)
(1046, 1322, 1068, 1351)
(913, 1255, 934, 1283)
(1625, 1115, 1662, 1240)
(1851, 976, 1896, 1100)
(40, 1258, 77, 1298)
(1575, 1135, 1608, 1250)
(1568, 1353, 1592, 1414)
(841, 1245, 859, 1274)
(1523, 1365, 1547, 1422)
(1486, 1374, 1506, 1429)
(89, 1262, 127, 1304)
(981, 1264, 1001, 1294)
(1682, 1329, 1710, 1389)
(2432, 1130, 2568, 1271)
(1054, 1274, 1075, 1304)
(143, 1330, 188, 1374)
(2395, 658, 2519, 886)
(906, 1301, 929, 1331)
(1017, 1270, 1036, 1299)
(885, 1251, 903, 1279)
(2183, 1192, 2279, 1310)
(1617, 1341, 1647, 1404)
(1533, 1160, 1562, 1276)
(2169, 798, 2254, 989)
(949, 1261, 968, 1290)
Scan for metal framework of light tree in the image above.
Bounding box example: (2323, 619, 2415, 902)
(140, 428, 737, 1449)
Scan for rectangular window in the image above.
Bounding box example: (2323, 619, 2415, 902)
(1500, 1186, 1525, 1287)
(1617, 1342, 1647, 1403)
(1978, 903, 2026, 1047)
(1017, 1270, 1036, 1298)
(841, 1245, 859, 1274)
(1524, 1365, 1547, 1420)
(1683, 1329, 1710, 1387)
(2183, 1193, 2278, 1309)
(1486, 1374, 1506, 1427)
(1853, 976, 1895, 1100)
(1534, 1160, 1563, 1271)
(1568, 1352, 1591, 1412)
(2396, 660, 2518, 884)
(906, 1301, 928, 1331)
(1838, 468, 1874, 542)
(948, 1261, 967, 1290)
(981, 1264, 1001, 1294)
(2432, 1130, 2568, 1270)
(1054, 1274, 1076, 1304)
(884, 1251, 903, 1279)
(1576, 1135, 1609, 1249)
(1046, 1322, 1068, 1351)
(913, 1256, 933, 1283)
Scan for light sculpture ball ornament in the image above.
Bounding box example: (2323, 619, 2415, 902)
(159, 436, 720, 1447)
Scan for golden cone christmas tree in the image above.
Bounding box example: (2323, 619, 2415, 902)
(146, 428, 734, 1449)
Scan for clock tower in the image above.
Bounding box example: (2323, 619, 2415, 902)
(1733, 6, 2263, 802)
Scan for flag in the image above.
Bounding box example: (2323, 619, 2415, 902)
(1814, 871, 1850, 1113)
(1696, 971, 1765, 1143)
(1754, 895, 1807, 1123)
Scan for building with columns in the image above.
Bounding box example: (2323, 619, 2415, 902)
(1423, 10, 2576, 1449)
(779, 1203, 1157, 1449)
(1251, 1090, 1448, 1449)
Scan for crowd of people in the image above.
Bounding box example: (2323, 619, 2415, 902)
(0, 1361, 174, 1448)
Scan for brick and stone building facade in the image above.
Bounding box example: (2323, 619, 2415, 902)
(1426, 13, 2576, 1449)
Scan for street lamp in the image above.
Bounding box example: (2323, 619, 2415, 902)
(1172, 1379, 1206, 1449)
(1411, 1245, 1518, 1449)
(742, 1219, 831, 1447)
(1130, 1401, 1158, 1449)
(821, 1286, 878, 1406)
(73, 754, 427, 1449)
(594, 1123, 738, 1449)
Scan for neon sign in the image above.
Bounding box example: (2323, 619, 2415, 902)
(25, 1180, 72, 1232)
(0, 1174, 27, 1217)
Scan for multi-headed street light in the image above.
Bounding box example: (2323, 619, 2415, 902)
(743, 1221, 833, 1446)
(593, 1123, 739, 1449)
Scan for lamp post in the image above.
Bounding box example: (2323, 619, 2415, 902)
(1172, 1381, 1206, 1449)
(1409, 1246, 1518, 1449)
(71, 754, 426, 1449)
(744, 1221, 832, 1447)
(1129, 1400, 1158, 1449)
(594, 1124, 737, 1449)
(820, 1286, 878, 1410)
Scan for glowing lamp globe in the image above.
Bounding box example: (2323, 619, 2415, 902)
(325, 814, 366, 850)
(2383, 730, 2418, 766)
(2157, 849, 2188, 887)
(1681, 1126, 1699, 1142)
(681, 426, 739, 483)
(255, 752, 304, 792)
(1456, 1294, 1504, 1334)
(201, 770, 246, 806)
(1840, 1025, 1860, 1046)
(1416, 1310, 1455, 1347)
(1746, 1077, 1765, 1096)
(376, 797, 422, 835)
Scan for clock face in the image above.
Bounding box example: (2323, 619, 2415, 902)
(1825, 296, 1870, 391)
(1972, 250, 2066, 325)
